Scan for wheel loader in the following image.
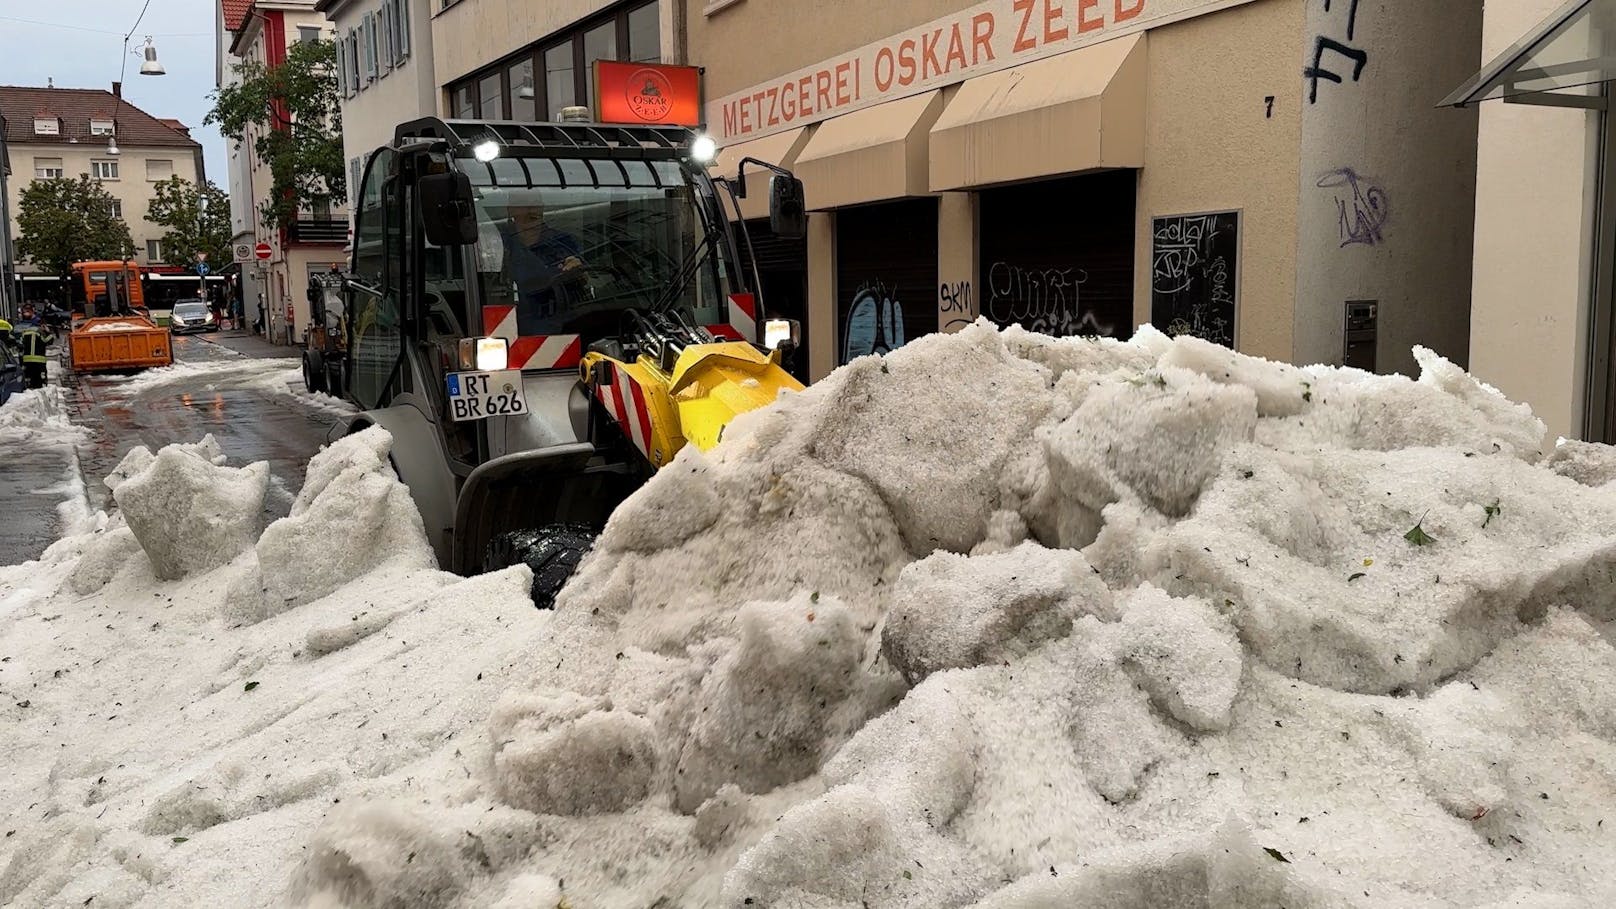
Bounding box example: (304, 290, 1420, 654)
(336, 116, 808, 605)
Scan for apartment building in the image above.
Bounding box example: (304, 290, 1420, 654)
(0, 84, 203, 302)
(318, 0, 435, 211)
(223, 0, 349, 344)
(1, 111, 13, 317)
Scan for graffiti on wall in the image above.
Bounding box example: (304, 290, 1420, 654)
(1304, 0, 1368, 104)
(1150, 212, 1239, 348)
(985, 261, 1110, 337)
(843, 281, 908, 363)
(938, 280, 975, 330)
(1317, 167, 1390, 247)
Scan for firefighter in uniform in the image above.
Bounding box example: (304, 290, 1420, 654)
(17, 322, 53, 389)
(0, 318, 13, 351)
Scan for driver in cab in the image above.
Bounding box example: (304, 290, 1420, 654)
(497, 202, 587, 334)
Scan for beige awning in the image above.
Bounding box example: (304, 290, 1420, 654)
(716, 127, 812, 221)
(929, 31, 1146, 192)
(792, 90, 947, 210)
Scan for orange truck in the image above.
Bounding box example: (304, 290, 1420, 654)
(65, 261, 173, 372)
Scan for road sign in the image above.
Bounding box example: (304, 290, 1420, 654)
(195, 262, 211, 276)
(232, 242, 253, 264)
(254, 242, 272, 261)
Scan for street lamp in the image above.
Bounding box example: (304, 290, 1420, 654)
(107, 37, 165, 156)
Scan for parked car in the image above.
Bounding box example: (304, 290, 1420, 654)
(168, 300, 219, 334)
(0, 341, 24, 405)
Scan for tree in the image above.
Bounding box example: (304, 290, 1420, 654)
(14, 175, 136, 278)
(207, 38, 344, 232)
(146, 177, 233, 269)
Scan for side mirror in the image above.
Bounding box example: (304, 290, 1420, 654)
(419, 172, 478, 246)
(769, 174, 807, 240)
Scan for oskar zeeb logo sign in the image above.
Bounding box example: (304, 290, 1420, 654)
(626, 68, 674, 121)
(594, 61, 702, 127)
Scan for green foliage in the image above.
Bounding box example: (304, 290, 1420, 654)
(1404, 518, 1436, 547)
(146, 177, 233, 269)
(1482, 499, 1502, 529)
(14, 175, 135, 277)
(207, 38, 344, 232)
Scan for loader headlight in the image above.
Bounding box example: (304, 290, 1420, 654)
(764, 318, 800, 351)
(690, 134, 717, 165)
(457, 336, 509, 371)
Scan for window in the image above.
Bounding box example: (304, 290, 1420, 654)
(544, 42, 576, 118)
(346, 30, 362, 90)
(92, 160, 119, 180)
(147, 239, 163, 261)
(451, 83, 475, 118)
(469, 161, 729, 341)
(33, 157, 64, 179)
(146, 159, 174, 181)
(349, 157, 363, 207)
(478, 71, 504, 120)
(581, 21, 618, 110)
(298, 25, 322, 44)
(628, 3, 660, 63)
(336, 38, 350, 97)
(349, 149, 401, 409)
(394, 0, 411, 60)
(90, 118, 116, 136)
(508, 58, 536, 121)
(447, 2, 657, 122)
(109, 199, 122, 219)
(33, 117, 58, 135)
(362, 15, 378, 81)
(379, 11, 394, 75)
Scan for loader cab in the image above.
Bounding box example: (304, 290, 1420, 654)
(341, 119, 781, 487)
(341, 117, 808, 580)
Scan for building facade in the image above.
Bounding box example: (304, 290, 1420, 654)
(693, 0, 1484, 383)
(224, 0, 349, 345)
(219, 0, 264, 332)
(0, 84, 203, 301)
(1452, 0, 1616, 445)
(320, 0, 436, 213)
(0, 111, 13, 318)
(431, 0, 670, 124)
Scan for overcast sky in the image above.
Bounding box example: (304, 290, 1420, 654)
(1, 1, 228, 182)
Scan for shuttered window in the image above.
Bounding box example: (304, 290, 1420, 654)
(979, 171, 1136, 339)
(835, 198, 938, 365)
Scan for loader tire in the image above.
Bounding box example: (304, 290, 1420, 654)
(483, 524, 596, 609)
(302, 351, 327, 394)
(324, 359, 345, 397)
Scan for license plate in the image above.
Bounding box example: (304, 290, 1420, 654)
(446, 369, 528, 421)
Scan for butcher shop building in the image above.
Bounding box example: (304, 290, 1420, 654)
(695, 0, 1487, 381)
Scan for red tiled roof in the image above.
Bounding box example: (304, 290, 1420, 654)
(222, 0, 253, 32)
(0, 86, 201, 149)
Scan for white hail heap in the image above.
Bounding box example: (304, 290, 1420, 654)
(1, 320, 1614, 909)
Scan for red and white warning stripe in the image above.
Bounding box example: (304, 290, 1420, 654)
(481, 305, 582, 370)
(705, 293, 758, 342)
(594, 361, 655, 459)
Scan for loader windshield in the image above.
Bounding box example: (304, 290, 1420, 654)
(467, 157, 733, 341)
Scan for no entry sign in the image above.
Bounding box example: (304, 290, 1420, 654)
(254, 242, 272, 261)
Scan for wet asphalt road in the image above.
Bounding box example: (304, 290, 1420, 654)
(0, 333, 343, 566)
